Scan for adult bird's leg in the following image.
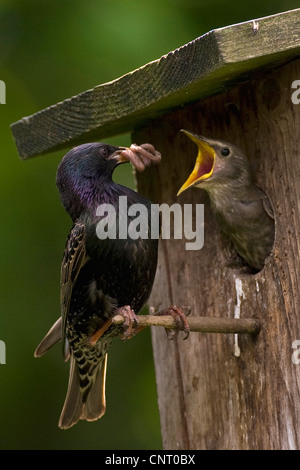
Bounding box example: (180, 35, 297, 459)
(89, 305, 191, 345)
(89, 305, 141, 346)
(155, 305, 191, 340)
(116, 305, 140, 340)
(89, 306, 140, 346)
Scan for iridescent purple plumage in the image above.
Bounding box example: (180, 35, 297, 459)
(35, 142, 158, 428)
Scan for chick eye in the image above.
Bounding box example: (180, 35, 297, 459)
(220, 147, 230, 157)
(99, 146, 109, 158)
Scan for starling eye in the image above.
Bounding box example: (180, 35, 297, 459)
(220, 147, 230, 157)
(99, 146, 109, 158)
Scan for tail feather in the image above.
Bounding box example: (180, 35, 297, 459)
(58, 353, 107, 429)
(81, 353, 107, 421)
(34, 318, 62, 358)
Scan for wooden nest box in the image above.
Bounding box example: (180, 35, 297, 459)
(11, 9, 300, 450)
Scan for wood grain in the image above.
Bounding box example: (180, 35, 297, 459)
(112, 314, 261, 335)
(11, 9, 300, 159)
(133, 58, 300, 450)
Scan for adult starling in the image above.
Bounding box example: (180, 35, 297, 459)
(35, 142, 158, 429)
(177, 130, 275, 271)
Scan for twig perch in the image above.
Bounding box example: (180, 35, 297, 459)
(112, 314, 261, 335)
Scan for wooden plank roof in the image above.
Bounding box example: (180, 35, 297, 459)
(11, 8, 300, 159)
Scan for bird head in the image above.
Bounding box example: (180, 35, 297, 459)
(177, 130, 252, 196)
(56, 142, 129, 220)
(57, 142, 128, 183)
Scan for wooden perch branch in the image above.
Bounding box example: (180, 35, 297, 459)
(112, 314, 261, 335)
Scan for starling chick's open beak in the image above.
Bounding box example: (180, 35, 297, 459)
(177, 130, 275, 272)
(177, 130, 250, 194)
(177, 130, 216, 194)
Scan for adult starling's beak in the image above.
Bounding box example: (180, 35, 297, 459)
(177, 130, 216, 196)
(109, 147, 129, 164)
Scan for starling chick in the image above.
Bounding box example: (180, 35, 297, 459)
(35, 143, 158, 429)
(177, 130, 275, 272)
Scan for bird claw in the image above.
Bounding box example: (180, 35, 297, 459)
(155, 305, 191, 340)
(116, 305, 139, 340)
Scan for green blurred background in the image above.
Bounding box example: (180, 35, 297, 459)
(0, 0, 298, 450)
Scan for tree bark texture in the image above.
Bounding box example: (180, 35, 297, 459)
(133, 58, 300, 450)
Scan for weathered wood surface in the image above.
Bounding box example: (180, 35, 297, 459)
(11, 9, 300, 159)
(133, 58, 300, 450)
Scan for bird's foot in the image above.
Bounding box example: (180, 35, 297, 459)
(116, 305, 139, 340)
(238, 265, 257, 275)
(155, 305, 191, 340)
(225, 257, 257, 275)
